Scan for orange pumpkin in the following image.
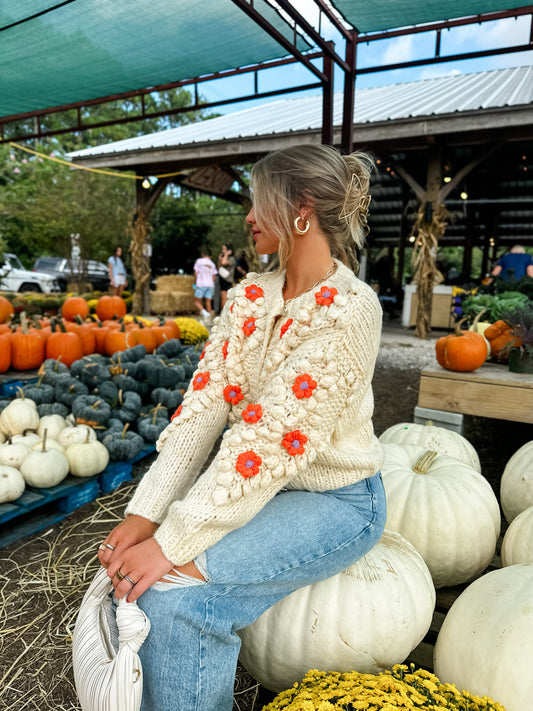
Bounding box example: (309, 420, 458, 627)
(10, 313, 46, 371)
(0, 332, 11, 372)
(62, 296, 89, 322)
(129, 321, 157, 353)
(96, 295, 127, 321)
(46, 320, 84, 367)
(0, 296, 14, 324)
(435, 322, 488, 372)
(484, 320, 522, 361)
(152, 318, 180, 345)
(92, 321, 111, 355)
(104, 324, 134, 355)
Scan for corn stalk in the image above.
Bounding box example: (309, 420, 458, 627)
(129, 209, 152, 315)
(410, 202, 447, 338)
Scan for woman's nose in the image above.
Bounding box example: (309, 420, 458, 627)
(245, 207, 255, 224)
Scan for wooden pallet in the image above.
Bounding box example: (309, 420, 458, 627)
(0, 444, 156, 549)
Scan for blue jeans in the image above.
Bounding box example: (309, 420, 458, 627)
(137, 472, 386, 711)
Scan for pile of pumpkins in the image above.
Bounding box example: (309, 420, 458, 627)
(0, 294, 205, 372)
(0, 334, 203, 501)
(238, 422, 533, 711)
(435, 310, 523, 373)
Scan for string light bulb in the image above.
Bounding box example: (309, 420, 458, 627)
(443, 176, 451, 183)
(142, 178, 151, 189)
(408, 235, 416, 243)
(460, 191, 468, 200)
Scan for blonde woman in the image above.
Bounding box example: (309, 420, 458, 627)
(97, 144, 386, 711)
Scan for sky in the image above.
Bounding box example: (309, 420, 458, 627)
(199, 8, 533, 115)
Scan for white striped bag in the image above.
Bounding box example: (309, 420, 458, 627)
(72, 566, 150, 711)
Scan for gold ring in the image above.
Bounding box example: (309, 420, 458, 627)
(116, 569, 125, 582)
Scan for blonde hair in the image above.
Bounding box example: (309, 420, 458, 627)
(250, 144, 374, 272)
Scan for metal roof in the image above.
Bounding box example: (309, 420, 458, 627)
(69, 65, 533, 160)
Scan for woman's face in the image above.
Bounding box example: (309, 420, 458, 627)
(246, 206, 279, 255)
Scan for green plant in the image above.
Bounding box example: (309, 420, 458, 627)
(500, 302, 533, 355)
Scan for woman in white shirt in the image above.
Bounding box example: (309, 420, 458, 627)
(108, 246, 127, 296)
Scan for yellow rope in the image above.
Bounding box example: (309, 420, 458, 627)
(9, 141, 184, 181)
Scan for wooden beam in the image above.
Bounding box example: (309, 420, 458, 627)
(440, 143, 504, 200)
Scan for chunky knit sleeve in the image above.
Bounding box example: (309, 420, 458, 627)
(125, 301, 234, 524)
(154, 288, 382, 566)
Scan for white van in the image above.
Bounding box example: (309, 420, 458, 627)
(0, 253, 61, 293)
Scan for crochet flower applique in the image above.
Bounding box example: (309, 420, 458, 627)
(242, 317, 257, 336)
(192, 372, 210, 390)
(241, 403, 263, 423)
(222, 341, 229, 360)
(245, 284, 263, 301)
(315, 285, 337, 307)
(282, 430, 308, 456)
(236, 450, 262, 478)
(280, 318, 293, 338)
(224, 384, 244, 405)
(171, 404, 182, 421)
(199, 342, 210, 360)
(292, 374, 317, 399)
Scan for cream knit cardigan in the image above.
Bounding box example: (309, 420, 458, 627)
(126, 260, 383, 566)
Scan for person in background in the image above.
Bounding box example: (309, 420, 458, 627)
(108, 246, 127, 296)
(217, 243, 236, 309)
(235, 248, 250, 282)
(193, 248, 217, 324)
(97, 144, 385, 711)
(491, 244, 533, 281)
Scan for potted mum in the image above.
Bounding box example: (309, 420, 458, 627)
(501, 302, 533, 373)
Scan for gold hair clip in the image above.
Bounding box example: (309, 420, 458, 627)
(339, 193, 372, 222)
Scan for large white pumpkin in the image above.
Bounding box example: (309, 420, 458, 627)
(58, 424, 97, 449)
(0, 441, 31, 469)
(20, 446, 69, 488)
(0, 465, 25, 503)
(434, 565, 533, 711)
(381, 443, 500, 588)
(379, 421, 481, 472)
(501, 506, 533, 566)
(500, 440, 533, 523)
(238, 530, 435, 692)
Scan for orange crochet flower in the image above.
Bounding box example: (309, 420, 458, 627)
(222, 341, 229, 360)
(245, 284, 263, 300)
(242, 403, 263, 423)
(224, 384, 244, 405)
(315, 285, 337, 306)
(236, 450, 262, 478)
(171, 404, 182, 421)
(199, 342, 210, 360)
(292, 374, 317, 399)
(192, 372, 210, 390)
(280, 318, 293, 338)
(230, 303, 234, 313)
(242, 317, 257, 336)
(281, 430, 308, 456)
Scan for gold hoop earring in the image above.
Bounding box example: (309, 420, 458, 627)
(294, 216, 310, 234)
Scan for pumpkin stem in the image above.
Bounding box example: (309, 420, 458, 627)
(453, 318, 468, 336)
(121, 423, 130, 439)
(424, 420, 434, 427)
(413, 450, 438, 474)
(42, 428, 48, 453)
(471, 309, 487, 332)
(16, 386, 25, 399)
(91, 400, 102, 409)
(151, 403, 163, 424)
(20, 311, 29, 334)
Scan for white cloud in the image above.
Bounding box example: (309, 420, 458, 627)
(380, 35, 417, 65)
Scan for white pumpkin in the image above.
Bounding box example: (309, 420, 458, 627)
(381, 443, 500, 588)
(500, 440, 533, 523)
(11, 431, 41, 448)
(32, 438, 65, 454)
(434, 565, 533, 711)
(238, 530, 435, 692)
(58, 424, 97, 449)
(501, 506, 533, 566)
(0, 441, 31, 469)
(0, 430, 5, 444)
(379, 421, 481, 472)
(20, 438, 69, 488)
(0, 465, 25, 503)
(0, 397, 39, 436)
(66, 438, 109, 478)
(37, 414, 68, 442)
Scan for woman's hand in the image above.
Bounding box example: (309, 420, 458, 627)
(107, 537, 174, 602)
(98, 514, 158, 571)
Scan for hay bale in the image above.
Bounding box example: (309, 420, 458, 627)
(156, 275, 194, 293)
(150, 290, 195, 315)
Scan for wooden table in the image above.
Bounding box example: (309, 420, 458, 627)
(415, 362, 533, 433)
